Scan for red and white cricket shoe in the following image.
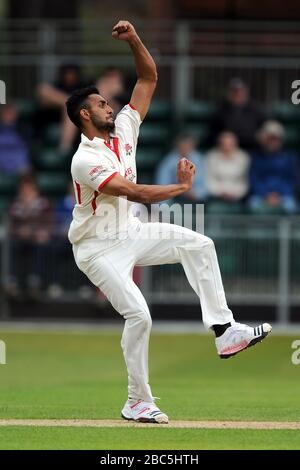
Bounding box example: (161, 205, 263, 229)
(121, 399, 169, 424)
(216, 322, 272, 359)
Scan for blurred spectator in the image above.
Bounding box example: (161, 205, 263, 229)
(155, 133, 208, 203)
(206, 132, 250, 202)
(7, 175, 53, 298)
(209, 78, 266, 150)
(37, 63, 87, 151)
(96, 67, 126, 115)
(56, 181, 75, 237)
(37, 65, 126, 152)
(0, 104, 30, 175)
(249, 121, 298, 214)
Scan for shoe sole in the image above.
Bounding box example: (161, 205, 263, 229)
(220, 329, 272, 359)
(121, 413, 169, 424)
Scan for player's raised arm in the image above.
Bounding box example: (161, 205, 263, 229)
(112, 20, 157, 120)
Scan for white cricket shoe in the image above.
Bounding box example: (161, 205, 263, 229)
(216, 322, 272, 359)
(121, 399, 169, 424)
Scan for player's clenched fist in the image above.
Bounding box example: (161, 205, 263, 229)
(112, 20, 138, 42)
(177, 158, 196, 189)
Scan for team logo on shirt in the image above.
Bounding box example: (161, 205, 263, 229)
(89, 165, 115, 181)
(125, 166, 135, 182)
(125, 143, 133, 156)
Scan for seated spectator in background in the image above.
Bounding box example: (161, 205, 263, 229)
(0, 104, 30, 174)
(56, 181, 75, 237)
(7, 175, 53, 298)
(249, 121, 298, 214)
(155, 133, 208, 203)
(37, 65, 126, 152)
(37, 63, 87, 152)
(209, 78, 266, 150)
(206, 131, 250, 204)
(96, 67, 126, 115)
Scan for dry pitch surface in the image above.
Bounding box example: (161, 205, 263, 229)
(0, 419, 300, 429)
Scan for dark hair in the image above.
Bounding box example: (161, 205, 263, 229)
(65, 85, 99, 129)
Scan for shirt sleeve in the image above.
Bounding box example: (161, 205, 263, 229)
(74, 153, 119, 191)
(114, 103, 142, 149)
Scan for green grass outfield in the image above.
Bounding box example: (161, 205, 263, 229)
(0, 329, 300, 449)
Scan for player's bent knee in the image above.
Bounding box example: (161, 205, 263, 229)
(140, 312, 152, 331)
(204, 236, 215, 249)
(194, 235, 215, 250)
(125, 308, 152, 331)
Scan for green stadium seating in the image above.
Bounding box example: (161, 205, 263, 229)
(43, 124, 60, 148)
(182, 123, 209, 145)
(37, 172, 69, 197)
(137, 171, 153, 184)
(185, 101, 216, 121)
(38, 149, 71, 171)
(136, 147, 162, 170)
(205, 200, 244, 215)
(248, 203, 284, 215)
(271, 102, 300, 122)
(15, 99, 36, 119)
(284, 124, 300, 147)
(139, 123, 170, 145)
(146, 101, 171, 120)
(0, 174, 19, 196)
(0, 196, 10, 220)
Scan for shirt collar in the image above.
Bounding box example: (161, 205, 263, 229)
(81, 132, 116, 147)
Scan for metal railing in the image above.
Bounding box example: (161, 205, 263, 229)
(1, 19, 300, 108)
(0, 215, 299, 324)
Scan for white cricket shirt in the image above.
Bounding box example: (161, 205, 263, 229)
(68, 104, 141, 245)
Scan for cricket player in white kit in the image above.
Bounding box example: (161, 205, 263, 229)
(66, 20, 272, 424)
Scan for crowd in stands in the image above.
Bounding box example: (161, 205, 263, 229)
(156, 78, 299, 215)
(1, 69, 299, 296)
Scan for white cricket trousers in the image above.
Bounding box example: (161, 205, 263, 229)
(73, 221, 233, 403)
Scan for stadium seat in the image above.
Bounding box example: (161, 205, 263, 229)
(37, 172, 69, 197)
(38, 149, 71, 171)
(138, 123, 170, 145)
(182, 123, 209, 145)
(0, 174, 19, 196)
(271, 102, 300, 122)
(137, 171, 153, 184)
(0, 196, 10, 220)
(15, 99, 36, 119)
(284, 125, 300, 147)
(146, 101, 171, 120)
(136, 147, 162, 170)
(205, 200, 245, 215)
(185, 101, 216, 121)
(43, 124, 60, 148)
